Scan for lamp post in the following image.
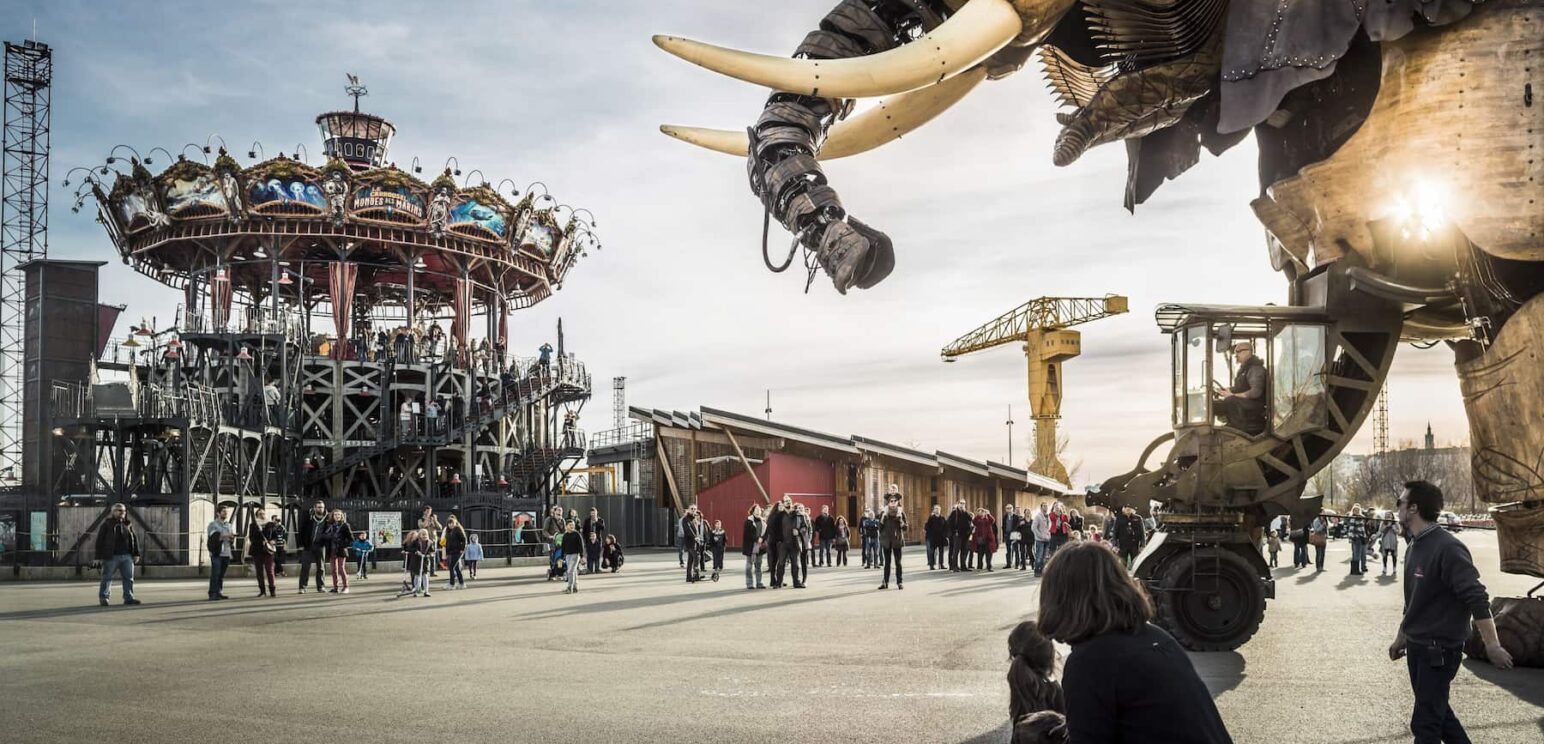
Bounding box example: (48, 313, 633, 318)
(1006, 404, 1015, 466)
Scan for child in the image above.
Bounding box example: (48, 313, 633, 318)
(1007, 621, 1065, 728)
(1267, 529, 1281, 568)
(463, 533, 484, 580)
(350, 531, 373, 579)
(601, 534, 624, 573)
(709, 519, 727, 578)
(398, 530, 433, 598)
(561, 520, 583, 594)
(1379, 521, 1401, 574)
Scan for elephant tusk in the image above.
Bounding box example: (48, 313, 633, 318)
(652, 0, 1024, 98)
(660, 66, 990, 159)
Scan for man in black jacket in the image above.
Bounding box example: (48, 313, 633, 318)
(782, 503, 810, 588)
(923, 505, 947, 570)
(1111, 506, 1145, 570)
(742, 505, 767, 590)
(95, 503, 142, 606)
(681, 506, 703, 582)
(1388, 480, 1512, 743)
(947, 503, 973, 572)
(296, 500, 328, 593)
(812, 505, 837, 568)
(582, 507, 606, 574)
(766, 499, 788, 588)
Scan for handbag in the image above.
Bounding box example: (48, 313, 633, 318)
(1308, 531, 1327, 548)
(1009, 530, 1022, 542)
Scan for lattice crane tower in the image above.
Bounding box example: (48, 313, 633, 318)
(942, 295, 1128, 485)
(612, 376, 626, 430)
(0, 39, 51, 483)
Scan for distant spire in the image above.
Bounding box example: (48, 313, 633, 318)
(1424, 422, 1434, 451)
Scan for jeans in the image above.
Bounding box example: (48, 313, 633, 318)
(784, 547, 804, 585)
(1004, 539, 1018, 568)
(208, 555, 230, 597)
(1350, 538, 1367, 574)
(447, 551, 464, 586)
(861, 536, 878, 567)
(99, 554, 136, 601)
(1033, 540, 1050, 574)
(329, 556, 349, 589)
(881, 545, 902, 586)
(1406, 643, 1470, 744)
(745, 552, 764, 588)
(677, 539, 685, 566)
(411, 569, 429, 594)
(835, 546, 847, 566)
(1314, 543, 1326, 571)
(1292, 542, 1308, 568)
(686, 544, 702, 581)
(566, 554, 580, 591)
(927, 541, 944, 568)
(253, 555, 276, 595)
(817, 541, 832, 567)
(298, 548, 325, 590)
(586, 542, 601, 573)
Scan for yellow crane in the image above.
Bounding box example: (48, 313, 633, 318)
(941, 295, 1129, 485)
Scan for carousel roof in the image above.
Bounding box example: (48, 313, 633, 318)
(76, 103, 599, 312)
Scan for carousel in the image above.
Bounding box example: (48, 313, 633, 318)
(53, 80, 598, 561)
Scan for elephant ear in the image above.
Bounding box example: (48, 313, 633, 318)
(1122, 90, 1248, 211)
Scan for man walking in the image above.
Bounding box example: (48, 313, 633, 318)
(95, 503, 141, 606)
(1388, 480, 1512, 743)
(813, 505, 837, 568)
(682, 505, 703, 582)
(1113, 505, 1145, 570)
(924, 504, 947, 570)
(947, 502, 972, 572)
(1030, 502, 1051, 576)
(206, 504, 236, 600)
(782, 503, 809, 588)
(297, 500, 327, 593)
(877, 502, 908, 590)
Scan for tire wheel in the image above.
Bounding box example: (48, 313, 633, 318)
(1154, 547, 1265, 652)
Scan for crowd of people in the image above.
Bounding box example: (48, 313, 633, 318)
(1268, 504, 1406, 576)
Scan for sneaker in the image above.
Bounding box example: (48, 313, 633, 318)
(897, 584, 904, 590)
(124, 598, 141, 605)
(446, 582, 455, 591)
(341, 588, 350, 594)
(422, 591, 431, 597)
(298, 588, 307, 594)
(328, 588, 338, 594)
(99, 598, 109, 607)
(877, 583, 888, 590)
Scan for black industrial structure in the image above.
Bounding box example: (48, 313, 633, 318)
(4, 71, 601, 569)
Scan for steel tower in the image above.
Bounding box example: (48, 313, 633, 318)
(1, 40, 52, 484)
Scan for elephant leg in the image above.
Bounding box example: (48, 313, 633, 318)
(1456, 293, 1544, 579)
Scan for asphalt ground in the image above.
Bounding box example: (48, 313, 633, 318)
(1, 533, 1540, 743)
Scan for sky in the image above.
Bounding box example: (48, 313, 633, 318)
(3, 0, 1472, 485)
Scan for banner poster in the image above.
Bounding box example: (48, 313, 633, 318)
(369, 512, 402, 549)
(30, 511, 48, 553)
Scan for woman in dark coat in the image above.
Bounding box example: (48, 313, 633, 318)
(442, 514, 468, 590)
(601, 534, 624, 572)
(1038, 542, 1233, 743)
(742, 504, 766, 590)
(320, 509, 353, 594)
(246, 506, 277, 597)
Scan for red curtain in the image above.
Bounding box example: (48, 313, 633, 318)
(209, 273, 232, 330)
(329, 262, 357, 360)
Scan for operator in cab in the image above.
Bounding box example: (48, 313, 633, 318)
(1214, 340, 1268, 434)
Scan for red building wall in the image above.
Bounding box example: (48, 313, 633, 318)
(696, 452, 835, 549)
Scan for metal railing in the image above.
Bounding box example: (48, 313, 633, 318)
(590, 421, 653, 450)
(184, 305, 305, 338)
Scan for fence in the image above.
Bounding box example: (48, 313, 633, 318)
(555, 494, 676, 547)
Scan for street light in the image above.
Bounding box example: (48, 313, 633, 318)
(1005, 404, 1015, 466)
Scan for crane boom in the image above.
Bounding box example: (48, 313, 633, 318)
(941, 295, 1129, 358)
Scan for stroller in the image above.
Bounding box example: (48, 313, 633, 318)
(697, 542, 719, 582)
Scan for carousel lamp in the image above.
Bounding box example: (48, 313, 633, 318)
(361, 387, 372, 397)
(169, 337, 183, 348)
(304, 458, 315, 470)
(214, 267, 228, 280)
(122, 336, 140, 348)
(304, 384, 315, 395)
(451, 473, 462, 485)
(135, 323, 153, 336)
(236, 347, 253, 361)
(165, 348, 180, 360)
(277, 272, 293, 286)
(496, 476, 508, 487)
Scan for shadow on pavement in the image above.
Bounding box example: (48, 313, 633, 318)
(0, 598, 211, 623)
(620, 589, 868, 632)
(1464, 658, 1544, 709)
(1188, 650, 1246, 698)
(1337, 573, 1370, 591)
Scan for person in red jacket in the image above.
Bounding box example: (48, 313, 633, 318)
(1047, 503, 1071, 559)
(972, 508, 999, 571)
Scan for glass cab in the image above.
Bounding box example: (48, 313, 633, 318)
(1162, 307, 1329, 439)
